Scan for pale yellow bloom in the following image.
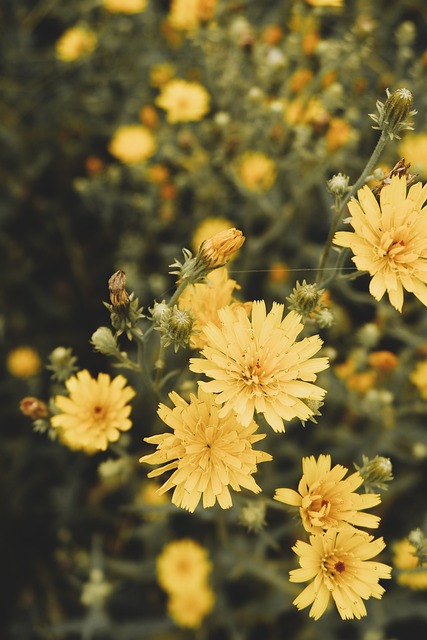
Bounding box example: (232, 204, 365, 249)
(55, 26, 97, 62)
(398, 133, 427, 179)
(274, 454, 381, 534)
(157, 539, 212, 594)
(235, 151, 277, 192)
(139, 388, 272, 512)
(190, 301, 329, 432)
(156, 79, 210, 123)
(102, 0, 147, 13)
(179, 267, 251, 350)
(305, 0, 343, 7)
(290, 528, 392, 620)
(167, 585, 215, 628)
(333, 175, 427, 312)
(168, 0, 217, 31)
(191, 217, 234, 253)
(108, 124, 156, 164)
(410, 360, 427, 399)
(6, 346, 41, 378)
(393, 538, 427, 590)
(51, 370, 135, 453)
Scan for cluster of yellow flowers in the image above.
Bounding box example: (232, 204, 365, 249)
(156, 539, 215, 628)
(275, 455, 392, 620)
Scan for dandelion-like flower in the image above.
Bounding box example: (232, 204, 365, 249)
(139, 388, 272, 512)
(7, 346, 41, 378)
(55, 26, 97, 62)
(333, 175, 427, 312)
(156, 79, 210, 123)
(189, 301, 329, 432)
(167, 586, 215, 628)
(51, 370, 135, 453)
(290, 528, 392, 620)
(108, 124, 156, 164)
(274, 454, 381, 534)
(157, 539, 212, 594)
(235, 151, 277, 192)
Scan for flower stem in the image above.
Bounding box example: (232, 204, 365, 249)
(316, 130, 388, 285)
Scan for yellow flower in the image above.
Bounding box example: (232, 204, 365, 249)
(290, 528, 392, 620)
(398, 134, 427, 179)
(167, 584, 215, 628)
(274, 454, 381, 534)
(190, 301, 329, 432)
(333, 175, 427, 312)
(305, 0, 343, 7)
(55, 26, 97, 62)
(325, 117, 355, 152)
(139, 388, 272, 512)
(51, 370, 135, 453)
(102, 0, 147, 13)
(7, 346, 41, 378)
(179, 267, 251, 350)
(235, 151, 277, 192)
(156, 79, 210, 123)
(191, 217, 234, 253)
(410, 360, 427, 399)
(157, 539, 212, 594)
(168, 0, 217, 31)
(392, 538, 427, 590)
(108, 124, 156, 164)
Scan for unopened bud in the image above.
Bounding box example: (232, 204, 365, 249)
(408, 528, 427, 565)
(157, 305, 194, 352)
(354, 454, 393, 493)
(239, 499, 267, 533)
(287, 280, 324, 318)
(90, 327, 120, 356)
(46, 347, 78, 381)
(149, 301, 171, 325)
(198, 228, 245, 269)
(370, 88, 417, 139)
(327, 173, 350, 196)
(20, 397, 49, 419)
(108, 269, 129, 308)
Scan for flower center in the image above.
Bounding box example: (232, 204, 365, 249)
(377, 229, 407, 263)
(322, 551, 348, 588)
(92, 404, 105, 420)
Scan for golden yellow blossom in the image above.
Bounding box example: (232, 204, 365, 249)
(190, 301, 329, 432)
(410, 360, 427, 399)
(197, 228, 245, 268)
(191, 217, 234, 253)
(274, 454, 381, 534)
(179, 267, 251, 349)
(333, 176, 427, 312)
(156, 79, 210, 123)
(140, 388, 272, 512)
(290, 528, 391, 620)
(7, 346, 42, 378)
(398, 133, 427, 179)
(167, 585, 215, 628)
(149, 63, 176, 88)
(305, 0, 343, 7)
(168, 0, 217, 31)
(392, 538, 427, 590)
(108, 125, 156, 164)
(55, 26, 97, 62)
(102, 0, 147, 13)
(157, 539, 212, 594)
(235, 151, 277, 192)
(326, 117, 355, 152)
(51, 370, 135, 453)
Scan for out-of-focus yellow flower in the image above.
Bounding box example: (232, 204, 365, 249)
(305, 0, 343, 7)
(140, 388, 272, 512)
(235, 151, 277, 192)
(108, 125, 156, 164)
(289, 68, 314, 94)
(102, 0, 147, 13)
(179, 267, 251, 349)
(167, 584, 215, 628)
(334, 176, 427, 312)
(191, 217, 234, 253)
(410, 360, 427, 399)
(290, 528, 391, 620)
(326, 117, 355, 152)
(55, 26, 97, 62)
(393, 538, 427, 590)
(51, 370, 135, 453)
(285, 97, 329, 127)
(157, 539, 212, 594)
(398, 133, 427, 179)
(7, 346, 42, 378)
(149, 63, 176, 87)
(156, 79, 210, 123)
(190, 301, 329, 432)
(274, 454, 381, 534)
(168, 0, 217, 31)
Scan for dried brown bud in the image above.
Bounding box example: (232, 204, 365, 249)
(198, 228, 245, 269)
(372, 158, 417, 197)
(108, 269, 129, 308)
(20, 397, 49, 419)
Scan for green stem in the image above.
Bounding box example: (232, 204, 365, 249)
(316, 130, 388, 285)
(168, 278, 190, 308)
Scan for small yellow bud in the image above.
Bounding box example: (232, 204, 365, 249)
(197, 228, 245, 269)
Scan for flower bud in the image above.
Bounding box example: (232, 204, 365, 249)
(327, 173, 350, 196)
(408, 528, 427, 565)
(239, 500, 267, 533)
(149, 300, 171, 325)
(197, 228, 245, 269)
(157, 305, 194, 352)
(369, 88, 417, 139)
(46, 347, 78, 381)
(354, 454, 393, 492)
(287, 280, 324, 318)
(20, 397, 49, 419)
(90, 327, 120, 356)
(108, 269, 129, 308)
